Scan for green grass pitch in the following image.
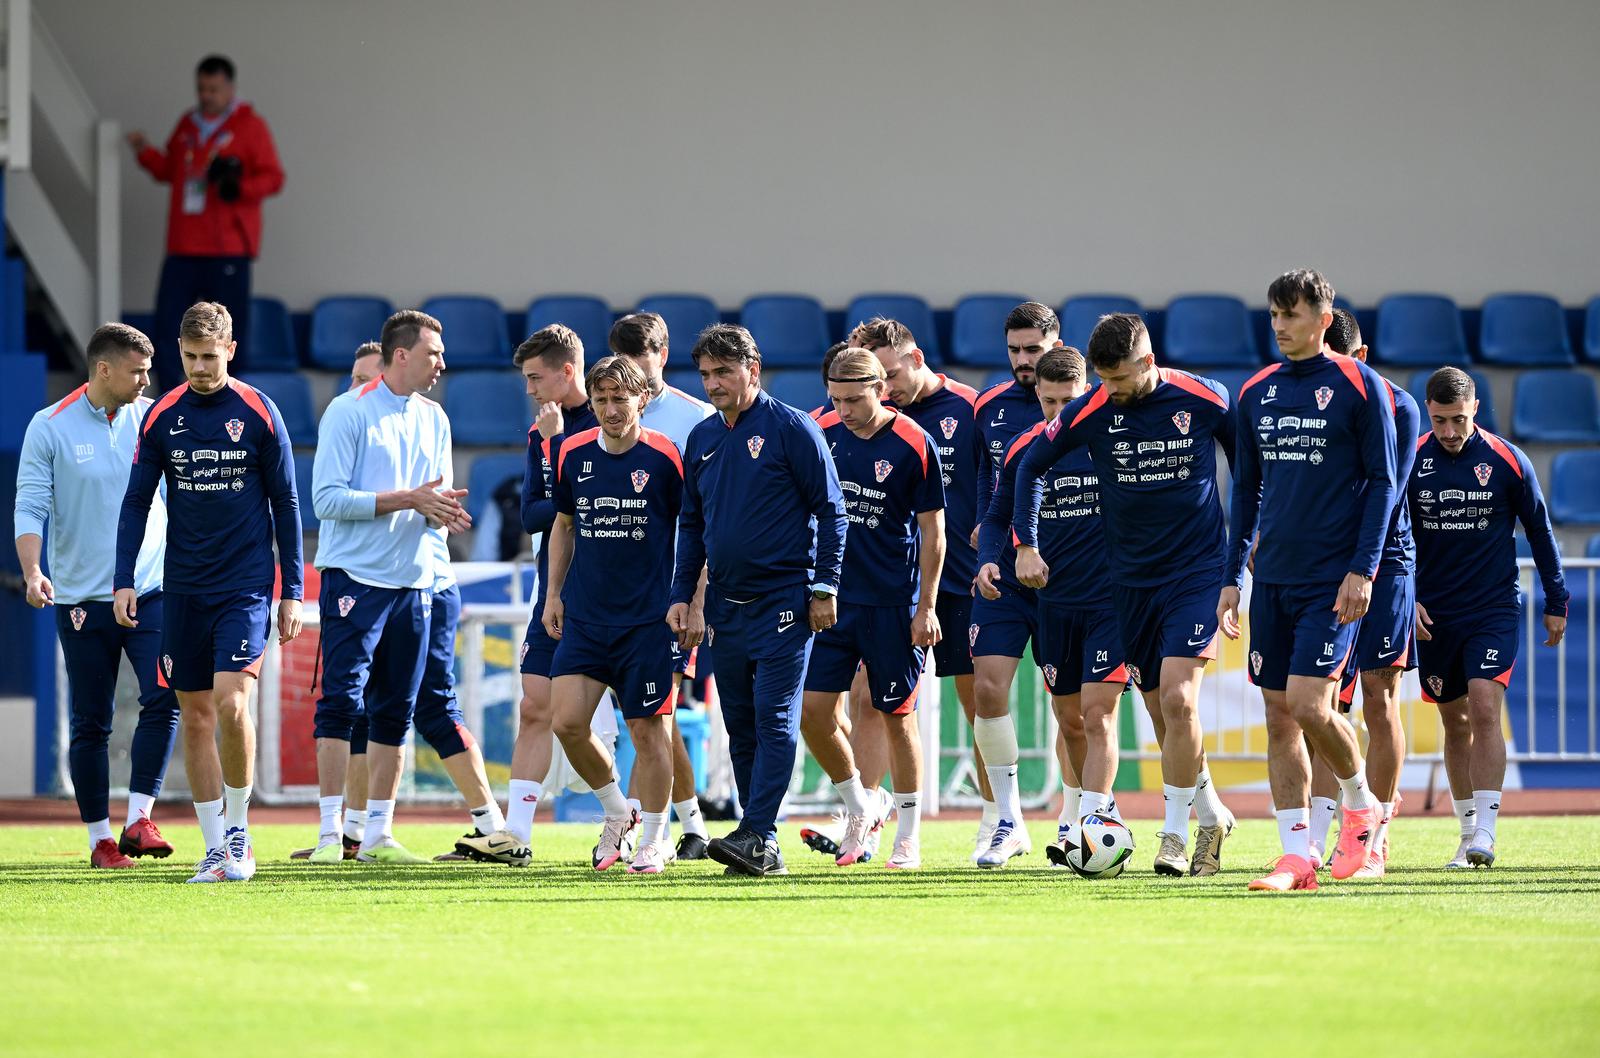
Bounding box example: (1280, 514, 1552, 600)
(2, 817, 1597, 1058)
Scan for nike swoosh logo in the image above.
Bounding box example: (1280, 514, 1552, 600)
(485, 839, 513, 850)
(231, 653, 254, 662)
(1091, 664, 1114, 674)
(577, 475, 594, 482)
(776, 622, 794, 634)
(700, 451, 715, 461)
(75, 455, 94, 463)
(1316, 657, 1339, 667)
(1187, 636, 1211, 647)
(988, 420, 1005, 428)
(1107, 426, 1130, 433)
(1378, 649, 1400, 659)
(1479, 663, 1501, 670)
(1415, 470, 1436, 477)
(169, 428, 188, 435)
(1259, 398, 1276, 404)
(643, 697, 663, 709)
(881, 696, 902, 703)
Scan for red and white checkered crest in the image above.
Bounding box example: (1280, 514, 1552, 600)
(968, 624, 980, 647)
(70, 607, 87, 631)
(631, 469, 650, 493)
(338, 595, 356, 618)
(747, 435, 765, 459)
(1043, 664, 1057, 689)
(1314, 387, 1334, 411)
(874, 460, 893, 483)
(162, 655, 173, 678)
(1474, 463, 1493, 486)
(1427, 675, 1444, 698)
(939, 416, 958, 439)
(225, 417, 245, 443)
(1171, 411, 1191, 435)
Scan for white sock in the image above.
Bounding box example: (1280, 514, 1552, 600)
(318, 795, 343, 840)
(343, 813, 365, 843)
(1080, 790, 1108, 819)
(1453, 796, 1476, 838)
(1309, 796, 1338, 860)
(894, 792, 921, 844)
(506, 779, 543, 843)
(1193, 767, 1224, 827)
(364, 799, 395, 845)
(1277, 807, 1311, 859)
(1336, 766, 1378, 812)
(1161, 784, 1194, 837)
(833, 773, 871, 816)
(1376, 800, 1396, 851)
(980, 800, 999, 827)
(974, 716, 1022, 824)
(223, 784, 251, 831)
(125, 792, 156, 828)
(673, 798, 708, 838)
(87, 818, 114, 848)
(641, 811, 667, 849)
(1473, 790, 1501, 842)
(594, 780, 630, 818)
(194, 797, 225, 852)
(656, 810, 672, 842)
(470, 801, 505, 836)
(627, 796, 642, 816)
(1104, 794, 1123, 821)
(1058, 785, 1082, 827)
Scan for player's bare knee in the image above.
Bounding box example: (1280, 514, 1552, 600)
(1158, 686, 1195, 724)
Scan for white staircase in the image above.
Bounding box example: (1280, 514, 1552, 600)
(0, 0, 120, 357)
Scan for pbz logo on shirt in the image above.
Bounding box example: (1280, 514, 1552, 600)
(631, 469, 650, 493)
(747, 436, 765, 459)
(225, 418, 245, 443)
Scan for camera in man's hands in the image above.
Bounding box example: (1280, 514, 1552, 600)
(207, 155, 243, 202)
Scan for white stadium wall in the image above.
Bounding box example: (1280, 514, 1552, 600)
(46, 0, 1600, 314)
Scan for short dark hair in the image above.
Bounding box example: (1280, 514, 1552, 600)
(196, 55, 235, 81)
(1004, 301, 1059, 337)
(87, 323, 154, 366)
(1267, 269, 1336, 313)
(380, 310, 442, 365)
(1325, 308, 1362, 355)
(854, 317, 916, 354)
(1426, 366, 1476, 406)
(1085, 313, 1149, 370)
(820, 341, 849, 384)
(609, 313, 668, 357)
(1036, 346, 1086, 385)
(514, 324, 584, 369)
(180, 301, 232, 345)
(352, 341, 382, 365)
(691, 324, 760, 367)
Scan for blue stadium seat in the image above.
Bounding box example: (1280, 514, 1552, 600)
(664, 369, 704, 398)
(239, 372, 317, 445)
(1478, 294, 1575, 367)
(1373, 294, 1467, 367)
(464, 452, 527, 525)
(247, 296, 297, 371)
(309, 295, 393, 370)
(1586, 297, 1600, 364)
(1205, 368, 1256, 403)
(843, 294, 939, 361)
(983, 369, 1017, 391)
(1586, 532, 1600, 559)
(1406, 368, 1499, 435)
(422, 295, 510, 369)
(293, 453, 318, 532)
(763, 370, 827, 414)
(525, 295, 612, 359)
(1162, 295, 1258, 367)
(950, 294, 1030, 367)
(1511, 370, 1600, 443)
(1550, 451, 1600, 524)
(444, 371, 532, 447)
(635, 294, 720, 357)
(1059, 295, 1141, 355)
(740, 295, 829, 368)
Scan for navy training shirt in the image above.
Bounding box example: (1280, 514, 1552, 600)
(551, 426, 684, 627)
(818, 410, 945, 607)
(115, 379, 303, 599)
(1378, 378, 1421, 575)
(1015, 369, 1235, 588)
(998, 429, 1114, 610)
(521, 400, 598, 620)
(975, 380, 1043, 532)
(897, 375, 982, 596)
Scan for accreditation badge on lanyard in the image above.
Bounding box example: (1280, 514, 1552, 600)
(182, 128, 234, 215)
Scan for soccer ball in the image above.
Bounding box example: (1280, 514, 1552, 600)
(1064, 813, 1135, 879)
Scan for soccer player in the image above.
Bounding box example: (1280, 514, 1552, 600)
(967, 302, 1054, 864)
(114, 301, 304, 883)
(309, 309, 469, 864)
(542, 356, 692, 873)
(495, 325, 597, 857)
(1411, 366, 1567, 868)
(991, 348, 1128, 863)
(608, 312, 717, 859)
(1220, 270, 1396, 891)
(671, 324, 847, 877)
(350, 341, 383, 388)
(1303, 309, 1419, 875)
(1014, 313, 1237, 877)
(15, 324, 180, 867)
(801, 349, 945, 870)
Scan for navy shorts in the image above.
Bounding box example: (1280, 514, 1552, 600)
(674, 643, 698, 679)
(1417, 606, 1520, 704)
(1247, 581, 1358, 692)
(970, 583, 1039, 662)
(519, 608, 558, 679)
(551, 617, 678, 720)
(805, 602, 926, 714)
(1111, 569, 1220, 690)
(161, 588, 271, 692)
(413, 584, 472, 758)
(931, 591, 974, 677)
(313, 568, 430, 746)
(1355, 571, 1417, 673)
(1036, 601, 1129, 697)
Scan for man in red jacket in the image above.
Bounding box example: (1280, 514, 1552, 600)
(128, 55, 284, 386)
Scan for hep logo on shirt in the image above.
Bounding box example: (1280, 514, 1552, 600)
(747, 436, 765, 459)
(225, 418, 245, 443)
(631, 469, 650, 493)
